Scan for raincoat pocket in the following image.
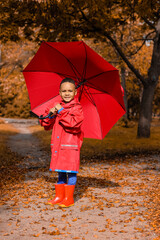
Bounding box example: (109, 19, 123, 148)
(60, 144, 79, 163)
(61, 144, 78, 150)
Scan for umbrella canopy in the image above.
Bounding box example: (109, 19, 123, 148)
(23, 41, 126, 139)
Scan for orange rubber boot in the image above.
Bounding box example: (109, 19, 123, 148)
(58, 184, 75, 207)
(48, 184, 65, 205)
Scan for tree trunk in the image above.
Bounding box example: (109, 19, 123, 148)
(0, 44, 1, 63)
(137, 28, 160, 138)
(120, 66, 128, 119)
(137, 83, 156, 138)
(0, 44, 1, 78)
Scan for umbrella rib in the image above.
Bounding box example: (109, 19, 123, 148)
(81, 42, 87, 81)
(44, 42, 81, 83)
(85, 85, 97, 106)
(23, 70, 81, 84)
(23, 70, 78, 79)
(85, 82, 126, 111)
(83, 86, 103, 139)
(77, 69, 119, 95)
(78, 84, 85, 101)
(31, 94, 60, 112)
(79, 80, 109, 95)
(86, 69, 118, 81)
(84, 81, 109, 94)
(82, 85, 96, 106)
(80, 87, 92, 104)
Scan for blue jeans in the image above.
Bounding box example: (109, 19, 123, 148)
(58, 172, 77, 185)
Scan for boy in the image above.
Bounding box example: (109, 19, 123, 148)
(40, 78, 84, 207)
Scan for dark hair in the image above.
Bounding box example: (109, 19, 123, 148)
(60, 78, 76, 87)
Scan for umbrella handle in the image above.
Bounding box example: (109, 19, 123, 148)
(38, 112, 53, 120)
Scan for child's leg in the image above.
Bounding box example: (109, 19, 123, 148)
(48, 172, 67, 205)
(58, 173, 77, 207)
(58, 172, 67, 184)
(68, 173, 77, 185)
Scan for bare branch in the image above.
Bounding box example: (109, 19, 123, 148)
(75, 0, 91, 24)
(127, 38, 153, 42)
(128, 40, 146, 56)
(3, 64, 17, 81)
(141, 17, 156, 31)
(126, 30, 155, 44)
(3, 60, 23, 81)
(0, 62, 7, 70)
(101, 31, 146, 84)
(74, 0, 146, 84)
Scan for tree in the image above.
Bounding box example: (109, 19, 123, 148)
(0, 0, 160, 137)
(56, 0, 160, 138)
(0, 0, 39, 118)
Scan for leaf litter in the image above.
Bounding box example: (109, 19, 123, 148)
(0, 121, 160, 239)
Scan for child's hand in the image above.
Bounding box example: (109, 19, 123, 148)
(55, 104, 62, 111)
(49, 107, 57, 116)
(49, 104, 62, 116)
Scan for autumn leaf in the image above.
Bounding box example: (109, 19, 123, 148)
(134, 227, 144, 232)
(12, 212, 19, 215)
(98, 229, 106, 232)
(3, 233, 9, 236)
(72, 218, 77, 222)
(94, 235, 98, 238)
(1, 122, 160, 238)
(33, 233, 40, 237)
(120, 211, 128, 214)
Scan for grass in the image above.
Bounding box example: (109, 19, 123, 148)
(30, 119, 160, 161)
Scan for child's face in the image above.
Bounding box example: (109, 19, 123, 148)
(59, 82, 77, 103)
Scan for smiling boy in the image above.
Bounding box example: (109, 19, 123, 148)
(49, 78, 78, 114)
(40, 78, 84, 207)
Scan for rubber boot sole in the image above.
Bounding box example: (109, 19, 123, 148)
(47, 202, 59, 205)
(58, 203, 74, 208)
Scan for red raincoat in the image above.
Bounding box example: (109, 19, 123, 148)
(40, 98, 84, 173)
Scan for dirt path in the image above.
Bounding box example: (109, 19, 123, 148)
(6, 119, 49, 172)
(0, 119, 159, 240)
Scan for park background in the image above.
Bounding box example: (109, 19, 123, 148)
(0, 1, 160, 239)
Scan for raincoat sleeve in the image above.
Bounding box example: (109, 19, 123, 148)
(57, 104, 84, 133)
(39, 108, 56, 131)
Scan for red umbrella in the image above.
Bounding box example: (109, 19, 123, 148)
(23, 41, 126, 139)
